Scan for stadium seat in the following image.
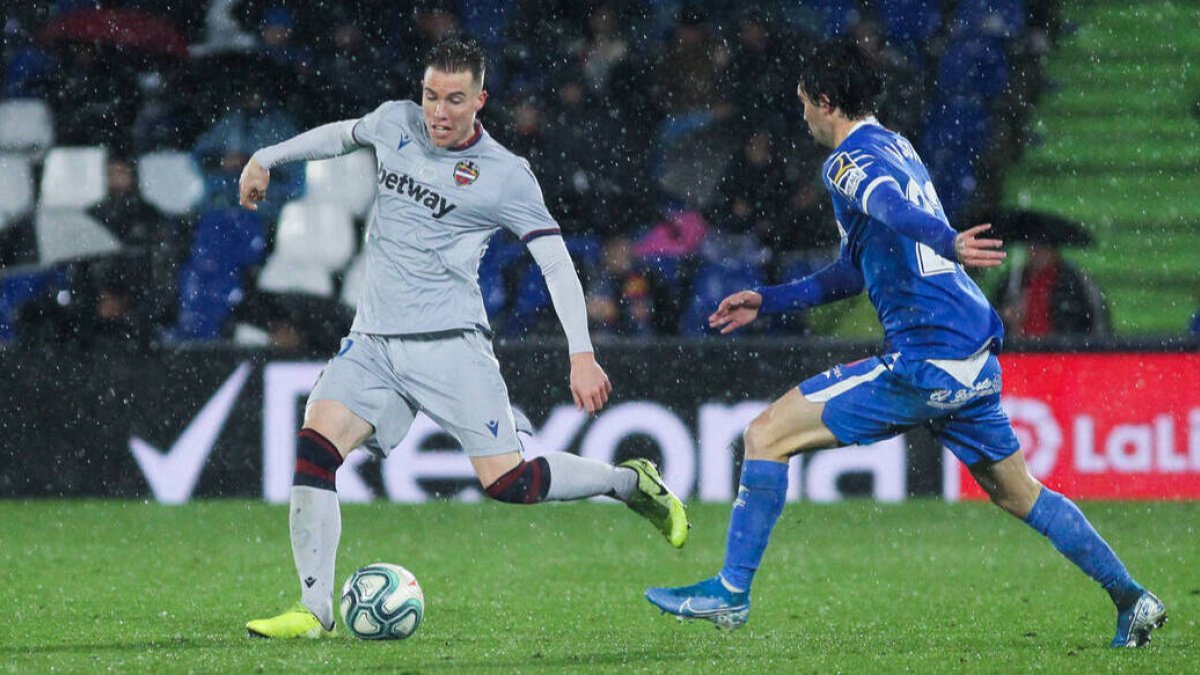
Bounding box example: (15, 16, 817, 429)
(565, 234, 602, 269)
(138, 151, 205, 216)
(255, 200, 351, 295)
(653, 116, 732, 209)
(935, 36, 1010, 100)
(502, 260, 548, 337)
(170, 208, 266, 340)
(498, 235, 600, 335)
(877, 0, 941, 43)
(779, 0, 858, 37)
(173, 271, 239, 340)
(33, 208, 123, 266)
(876, 0, 941, 68)
(458, 0, 511, 47)
(951, 0, 1026, 40)
(0, 267, 66, 342)
(0, 154, 34, 229)
(477, 236, 522, 319)
(305, 149, 377, 218)
(39, 146, 107, 210)
(273, 200, 356, 272)
(636, 254, 687, 295)
(232, 322, 270, 346)
(0, 99, 54, 156)
(920, 99, 992, 221)
(256, 255, 335, 296)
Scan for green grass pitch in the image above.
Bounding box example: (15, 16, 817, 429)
(1, 500, 1195, 672)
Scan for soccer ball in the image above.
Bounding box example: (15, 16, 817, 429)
(339, 563, 424, 640)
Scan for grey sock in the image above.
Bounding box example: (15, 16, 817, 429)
(543, 452, 638, 501)
(290, 485, 341, 630)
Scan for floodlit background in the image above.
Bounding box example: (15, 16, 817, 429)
(0, 2, 1197, 670)
(2, 0, 1197, 347)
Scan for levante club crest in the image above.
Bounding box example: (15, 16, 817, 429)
(453, 160, 480, 186)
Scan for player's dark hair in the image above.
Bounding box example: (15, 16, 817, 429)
(425, 35, 487, 86)
(796, 39, 883, 119)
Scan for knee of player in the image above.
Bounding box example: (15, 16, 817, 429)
(483, 457, 551, 505)
(742, 420, 782, 461)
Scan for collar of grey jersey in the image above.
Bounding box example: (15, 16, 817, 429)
(419, 119, 487, 155)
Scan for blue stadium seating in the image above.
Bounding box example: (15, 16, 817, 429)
(478, 236, 524, 319)
(168, 208, 266, 340)
(679, 258, 764, 337)
(877, 0, 942, 42)
(806, 0, 860, 37)
(920, 98, 991, 220)
(876, 0, 941, 69)
(951, 0, 1027, 40)
(499, 235, 601, 337)
(935, 36, 1010, 100)
(0, 267, 66, 341)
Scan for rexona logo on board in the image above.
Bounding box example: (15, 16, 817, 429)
(258, 364, 907, 505)
(124, 362, 907, 504)
(945, 353, 1200, 501)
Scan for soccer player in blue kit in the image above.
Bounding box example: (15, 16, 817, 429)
(645, 40, 1166, 648)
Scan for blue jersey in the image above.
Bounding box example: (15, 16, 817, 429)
(819, 121, 1003, 360)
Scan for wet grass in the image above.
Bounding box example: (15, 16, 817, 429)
(0, 500, 1195, 672)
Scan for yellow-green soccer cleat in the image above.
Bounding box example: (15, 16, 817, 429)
(619, 458, 689, 548)
(246, 602, 334, 639)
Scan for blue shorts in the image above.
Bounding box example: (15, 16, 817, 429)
(798, 351, 1020, 467)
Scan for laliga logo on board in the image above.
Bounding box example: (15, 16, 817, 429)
(994, 397, 1200, 476)
(127, 363, 911, 504)
(1000, 397, 1061, 479)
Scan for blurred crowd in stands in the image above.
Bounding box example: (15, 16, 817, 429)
(1, 0, 1073, 353)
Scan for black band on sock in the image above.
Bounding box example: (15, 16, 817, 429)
(484, 457, 551, 504)
(294, 428, 344, 491)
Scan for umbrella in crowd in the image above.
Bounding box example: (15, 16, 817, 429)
(987, 209, 1095, 247)
(37, 7, 190, 59)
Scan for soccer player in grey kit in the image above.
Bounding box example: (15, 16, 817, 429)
(240, 37, 689, 639)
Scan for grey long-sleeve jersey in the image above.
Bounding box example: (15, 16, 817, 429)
(253, 100, 592, 353)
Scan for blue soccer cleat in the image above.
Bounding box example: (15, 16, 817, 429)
(645, 576, 750, 631)
(1110, 591, 1167, 648)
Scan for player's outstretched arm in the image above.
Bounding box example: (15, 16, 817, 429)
(954, 223, 1007, 268)
(708, 290, 762, 334)
(526, 235, 612, 414)
(865, 183, 1006, 268)
(736, 252, 864, 323)
(238, 157, 270, 211)
(240, 120, 365, 211)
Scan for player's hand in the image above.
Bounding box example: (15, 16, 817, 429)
(708, 290, 762, 334)
(955, 223, 1007, 268)
(238, 156, 270, 211)
(569, 352, 612, 415)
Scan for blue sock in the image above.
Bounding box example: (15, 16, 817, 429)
(1024, 488, 1143, 611)
(719, 460, 789, 592)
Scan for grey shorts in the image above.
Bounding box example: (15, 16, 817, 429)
(308, 330, 531, 457)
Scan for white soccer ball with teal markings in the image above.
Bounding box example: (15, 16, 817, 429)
(340, 563, 424, 640)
